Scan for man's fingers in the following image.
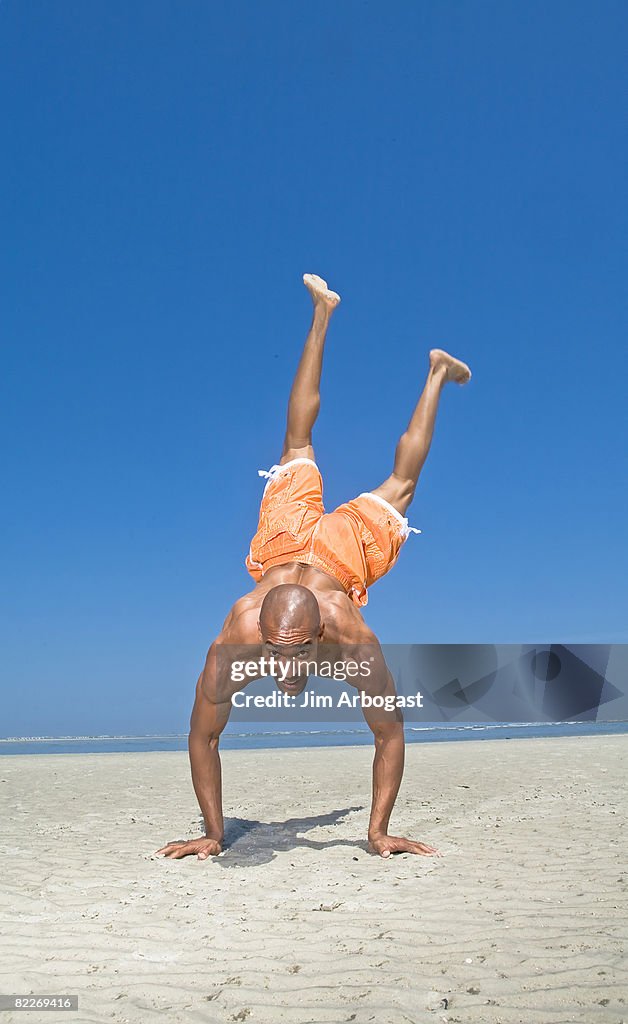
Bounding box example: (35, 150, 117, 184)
(155, 839, 221, 861)
(380, 839, 441, 857)
(420, 842, 443, 856)
(161, 843, 194, 859)
(412, 841, 441, 856)
(408, 841, 430, 854)
(166, 846, 192, 859)
(155, 843, 183, 856)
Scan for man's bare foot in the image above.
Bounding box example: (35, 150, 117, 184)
(429, 348, 472, 384)
(303, 273, 341, 311)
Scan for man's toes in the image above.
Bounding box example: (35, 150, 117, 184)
(455, 363, 472, 383)
(303, 273, 328, 291)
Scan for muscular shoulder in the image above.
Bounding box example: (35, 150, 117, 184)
(319, 593, 378, 648)
(220, 595, 261, 644)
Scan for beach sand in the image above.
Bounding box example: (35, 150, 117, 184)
(1, 735, 626, 1023)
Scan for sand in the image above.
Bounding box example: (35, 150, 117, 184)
(1, 735, 627, 1024)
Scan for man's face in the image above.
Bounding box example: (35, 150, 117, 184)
(259, 626, 322, 696)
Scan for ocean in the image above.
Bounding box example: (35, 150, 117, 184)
(1, 720, 627, 755)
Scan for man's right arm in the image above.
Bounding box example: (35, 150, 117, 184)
(189, 645, 232, 846)
(156, 641, 232, 860)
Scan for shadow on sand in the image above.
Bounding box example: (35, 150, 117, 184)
(203, 806, 367, 867)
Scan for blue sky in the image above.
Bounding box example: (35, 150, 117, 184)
(2, 1, 627, 736)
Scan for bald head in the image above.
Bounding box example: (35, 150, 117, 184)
(258, 584, 321, 642)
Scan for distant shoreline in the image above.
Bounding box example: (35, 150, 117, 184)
(1, 720, 627, 755)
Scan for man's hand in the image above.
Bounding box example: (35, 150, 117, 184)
(368, 833, 442, 858)
(155, 837, 222, 860)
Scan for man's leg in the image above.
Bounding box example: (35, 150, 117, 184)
(280, 274, 341, 465)
(372, 348, 472, 515)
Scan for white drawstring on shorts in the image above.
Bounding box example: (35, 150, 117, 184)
(257, 464, 285, 481)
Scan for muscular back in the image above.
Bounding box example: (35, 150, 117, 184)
(223, 562, 373, 647)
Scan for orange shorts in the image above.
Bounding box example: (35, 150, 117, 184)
(245, 458, 420, 607)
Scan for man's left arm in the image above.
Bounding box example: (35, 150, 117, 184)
(357, 638, 441, 859)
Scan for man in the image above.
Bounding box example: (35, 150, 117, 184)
(157, 274, 471, 862)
